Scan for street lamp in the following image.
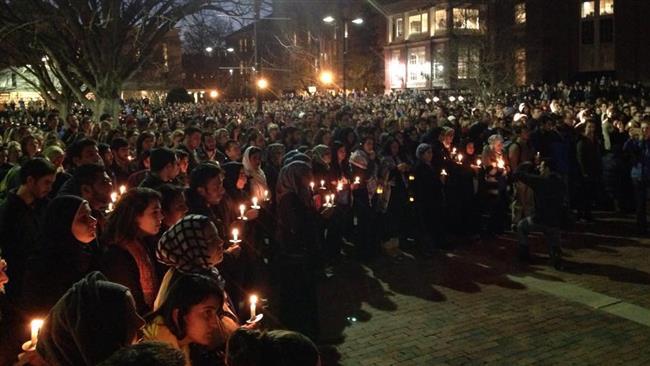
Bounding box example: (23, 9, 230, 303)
(319, 70, 334, 85)
(256, 78, 268, 90)
(323, 15, 363, 104)
(226, 47, 234, 53)
(209, 90, 219, 99)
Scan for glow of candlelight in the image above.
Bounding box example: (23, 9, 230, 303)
(239, 204, 247, 220)
(251, 196, 260, 209)
(119, 185, 127, 195)
(309, 181, 315, 191)
(354, 176, 361, 185)
(476, 159, 482, 166)
(409, 196, 415, 202)
(457, 154, 463, 162)
(441, 169, 448, 176)
(497, 158, 505, 169)
(376, 186, 383, 194)
(107, 202, 114, 213)
(320, 180, 325, 189)
(452, 147, 457, 155)
(336, 181, 344, 191)
(110, 192, 118, 203)
(408, 175, 415, 181)
(30, 319, 44, 347)
(249, 294, 258, 319)
(325, 195, 331, 206)
(263, 190, 269, 201)
(231, 228, 240, 243)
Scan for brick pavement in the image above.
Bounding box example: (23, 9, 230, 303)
(317, 212, 650, 365)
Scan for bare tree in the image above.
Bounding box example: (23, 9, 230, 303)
(0, 0, 254, 119)
(182, 11, 234, 55)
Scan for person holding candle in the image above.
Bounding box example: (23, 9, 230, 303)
(34, 272, 145, 366)
(242, 146, 268, 202)
(349, 139, 380, 260)
(140, 148, 180, 191)
(101, 187, 164, 314)
(262, 143, 286, 209)
(274, 160, 329, 340)
(378, 137, 410, 258)
(480, 134, 509, 238)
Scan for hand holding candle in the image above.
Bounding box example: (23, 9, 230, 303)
(23, 318, 44, 351)
(249, 294, 258, 320)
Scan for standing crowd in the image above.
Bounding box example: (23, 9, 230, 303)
(0, 78, 648, 365)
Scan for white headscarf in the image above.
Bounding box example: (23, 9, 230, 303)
(242, 146, 268, 200)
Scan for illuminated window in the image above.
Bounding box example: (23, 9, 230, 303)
(390, 50, 404, 88)
(434, 9, 447, 34)
(514, 48, 526, 86)
(162, 43, 169, 71)
(408, 12, 428, 35)
(514, 3, 526, 24)
(407, 47, 429, 87)
(581, 1, 595, 18)
(395, 18, 403, 38)
(453, 8, 480, 30)
(600, 0, 614, 15)
(457, 46, 479, 79)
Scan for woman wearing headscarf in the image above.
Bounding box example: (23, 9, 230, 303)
(21, 196, 100, 317)
(413, 143, 445, 255)
(36, 272, 144, 366)
(311, 144, 333, 186)
(262, 143, 286, 208)
(480, 134, 509, 238)
(273, 161, 328, 341)
(242, 146, 268, 201)
(349, 136, 380, 260)
(378, 137, 410, 258)
(153, 215, 240, 360)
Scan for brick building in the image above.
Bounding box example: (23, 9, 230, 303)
(384, 0, 650, 92)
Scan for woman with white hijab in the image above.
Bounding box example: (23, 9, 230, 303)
(242, 146, 269, 201)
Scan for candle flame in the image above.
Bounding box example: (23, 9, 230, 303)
(354, 176, 361, 184)
(119, 185, 127, 195)
(250, 294, 258, 305)
(110, 192, 118, 203)
(408, 175, 415, 181)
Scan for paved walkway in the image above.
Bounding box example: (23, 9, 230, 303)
(317, 212, 650, 365)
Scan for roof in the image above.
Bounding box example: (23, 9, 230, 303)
(382, 0, 436, 15)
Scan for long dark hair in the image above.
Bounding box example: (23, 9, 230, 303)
(149, 273, 224, 340)
(103, 187, 161, 245)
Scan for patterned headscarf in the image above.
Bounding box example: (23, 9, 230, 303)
(276, 161, 312, 207)
(156, 215, 224, 288)
(312, 144, 330, 169)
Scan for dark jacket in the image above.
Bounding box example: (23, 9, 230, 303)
(515, 163, 565, 227)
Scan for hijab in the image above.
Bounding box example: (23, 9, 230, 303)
(311, 144, 330, 169)
(416, 143, 432, 161)
(276, 161, 312, 207)
(37, 272, 141, 366)
(242, 146, 268, 199)
(265, 143, 286, 167)
(156, 214, 225, 289)
(40, 195, 87, 251)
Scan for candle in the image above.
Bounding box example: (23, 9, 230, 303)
(452, 147, 457, 155)
(330, 194, 335, 205)
(409, 196, 415, 202)
(354, 176, 361, 185)
(128, 155, 133, 161)
(376, 186, 383, 194)
(30, 319, 44, 347)
(336, 181, 344, 192)
(457, 154, 464, 163)
(251, 196, 260, 209)
(249, 294, 258, 320)
(110, 192, 118, 203)
(476, 159, 482, 166)
(238, 204, 247, 220)
(324, 195, 331, 207)
(408, 175, 415, 181)
(263, 190, 269, 201)
(119, 185, 127, 195)
(441, 169, 448, 176)
(230, 228, 241, 243)
(309, 181, 315, 192)
(497, 158, 505, 169)
(106, 202, 114, 213)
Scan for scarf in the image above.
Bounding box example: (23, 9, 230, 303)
(242, 146, 268, 199)
(276, 161, 313, 208)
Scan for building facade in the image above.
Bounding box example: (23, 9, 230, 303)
(384, 0, 650, 92)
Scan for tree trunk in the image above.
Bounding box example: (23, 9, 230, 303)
(93, 84, 122, 122)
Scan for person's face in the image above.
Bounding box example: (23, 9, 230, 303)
(102, 149, 114, 166)
(116, 146, 130, 161)
(25, 138, 38, 157)
(642, 123, 650, 140)
(236, 169, 247, 190)
(164, 159, 180, 179)
(136, 199, 163, 236)
(142, 137, 155, 152)
(188, 132, 202, 150)
(422, 149, 433, 163)
(442, 133, 453, 148)
(204, 135, 216, 151)
(585, 122, 597, 137)
(321, 132, 332, 146)
(165, 194, 188, 227)
(199, 176, 225, 205)
(71, 201, 97, 244)
(390, 141, 399, 156)
(321, 151, 332, 164)
(0, 257, 8, 291)
(249, 152, 262, 169)
(362, 139, 374, 154)
(28, 174, 56, 199)
(465, 142, 475, 156)
(181, 295, 222, 347)
(86, 172, 113, 209)
(49, 153, 64, 168)
(226, 145, 241, 161)
(255, 134, 265, 148)
(203, 222, 224, 266)
(76, 145, 101, 166)
(492, 140, 504, 152)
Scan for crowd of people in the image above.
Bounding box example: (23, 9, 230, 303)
(0, 78, 649, 365)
